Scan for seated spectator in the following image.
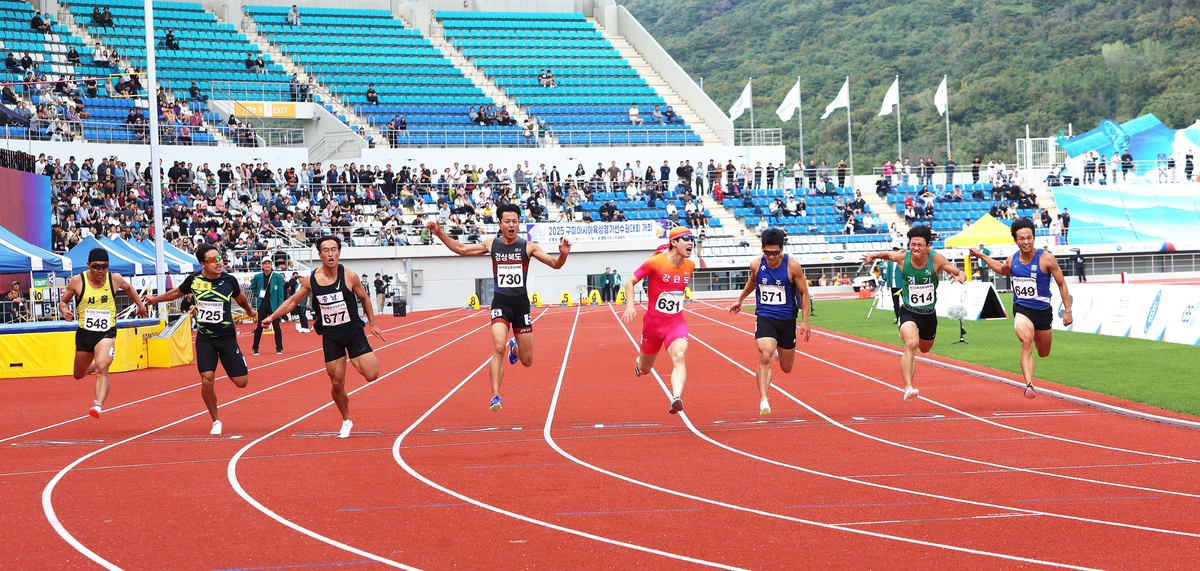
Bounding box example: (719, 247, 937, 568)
(178, 124, 193, 145)
(1, 85, 16, 104)
(365, 84, 378, 105)
(629, 104, 644, 125)
(875, 174, 889, 197)
(20, 52, 33, 70)
(497, 106, 515, 126)
(108, 48, 121, 69)
(904, 204, 916, 224)
(544, 69, 556, 88)
(100, 7, 114, 28)
(537, 69, 550, 87)
(30, 12, 50, 34)
(92, 6, 103, 25)
(84, 78, 98, 98)
(189, 82, 208, 102)
(286, 5, 301, 26)
(663, 106, 684, 124)
(468, 106, 480, 124)
(164, 29, 180, 50)
(483, 105, 497, 125)
(66, 46, 81, 65)
(253, 55, 267, 75)
(4, 52, 17, 71)
(92, 43, 107, 66)
(651, 104, 664, 124)
(244, 53, 256, 71)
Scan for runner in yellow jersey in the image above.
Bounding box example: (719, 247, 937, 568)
(58, 248, 148, 418)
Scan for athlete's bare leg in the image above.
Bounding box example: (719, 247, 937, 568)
(666, 338, 688, 398)
(326, 357, 350, 421)
(755, 337, 779, 402)
(348, 351, 380, 383)
(514, 331, 534, 367)
(488, 321, 510, 398)
(200, 370, 220, 422)
(898, 322, 934, 391)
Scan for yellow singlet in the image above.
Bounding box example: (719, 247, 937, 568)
(77, 273, 117, 332)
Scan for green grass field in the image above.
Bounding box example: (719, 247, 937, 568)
(746, 295, 1200, 418)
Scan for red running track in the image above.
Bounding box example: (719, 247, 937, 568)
(4, 302, 1199, 570)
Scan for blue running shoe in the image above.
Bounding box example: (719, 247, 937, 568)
(490, 396, 503, 411)
(507, 338, 518, 365)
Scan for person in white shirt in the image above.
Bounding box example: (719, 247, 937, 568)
(793, 161, 803, 188)
(629, 104, 643, 125)
(286, 5, 301, 26)
(756, 218, 768, 235)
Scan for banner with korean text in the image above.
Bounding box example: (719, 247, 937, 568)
(524, 220, 669, 244)
(1050, 282, 1200, 345)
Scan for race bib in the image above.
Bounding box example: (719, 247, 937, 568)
(655, 291, 684, 315)
(1012, 277, 1037, 299)
(82, 308, 112, 331)
(496, 264, 524, 288)
(759, 284, 786, 306)
(196, 300, 224, 324)
(320, 300, 350, 326)
(907, 283, 935, 307)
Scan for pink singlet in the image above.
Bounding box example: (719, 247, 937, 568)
(634, 252, 695, 354)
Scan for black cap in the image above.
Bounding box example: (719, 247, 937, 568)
(88, 248, 109, 263)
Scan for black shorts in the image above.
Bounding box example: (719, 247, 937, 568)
(197, 334, 249, 377)
(1014, 303, 1053, 331)
(322, 326, 374, 362)
(75, 328, 117, 353)
(490, 292, 532, 334)
(898, 306, 938, 341)
(754, 315, 797, 350)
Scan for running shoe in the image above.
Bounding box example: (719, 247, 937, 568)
(490, 396, 503, 411)
(669, 397, 684, 414)
(276, 349, 283, 355)
(633, 359, 643, 377)
(88, 404, 101, 419)
(507, 338, 518, 365)
(759, 399, 771, 416)
(338, 419, 353, 439)
(210, 420, 223, 436)
(903, 387, 920, 402)
(1024, 384, 1037, 399)
(251, 349, 259, 356)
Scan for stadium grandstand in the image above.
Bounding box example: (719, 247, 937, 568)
(2, 0, 1198, 312)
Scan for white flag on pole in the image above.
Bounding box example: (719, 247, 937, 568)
(728, 79, 753, 121)
(878, 77, 899, 116)
(776, 79, 801, 122)
(934, 76, 948, 116)
(821, 78, 849, 120)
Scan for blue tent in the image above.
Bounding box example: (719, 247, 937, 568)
(130, 239, 196, 273)
(0, 225, 70, 274)
(112, 237, 186, 274)
(65, 236, 144, 276)
(99, 237, 184, 274)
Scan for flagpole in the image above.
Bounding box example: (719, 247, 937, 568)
(749, 77, 754, 131)
(797, 76, 804, 167)
(943, 74, 950, 159)
(895, 75, 902, 161)
(845, 76, 853, 189)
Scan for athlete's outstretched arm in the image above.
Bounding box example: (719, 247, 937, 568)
(1044, 253, 1074, 326)
(233, 288, 257, 321)
(112, 273, 148, 317)
(968, 248, 1012, 275)
(790, 257, 812, 342)
(933, 253, 967, 283)
(620, 275, 641, 323)
(861, 249, 904, 265)
(144, 285, 185, 306)
(728, 259, 760, 314)
(529, 238, 572, 269)
(346, 269, 385, 340)
(427, 220, 489, 256)
(265, 277, 311, 322)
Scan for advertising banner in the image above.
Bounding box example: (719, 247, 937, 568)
(524, 220, 668, 244)
(1049, 282, 1200, 345)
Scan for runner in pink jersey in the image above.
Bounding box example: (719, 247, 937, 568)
(622, 226, 696, 414)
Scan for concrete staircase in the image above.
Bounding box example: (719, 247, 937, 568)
(234, 13, 382, 148)
(589, 17, 720, 146)
(860, 188, 905, 234)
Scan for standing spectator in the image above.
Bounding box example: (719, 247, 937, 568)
(286, 5, 301, 26)
(601, 267, 616, 303)
(1186, 151, 1195, 182)
(971, 156, 982, 184)
(836, 160, 848, 188)
(1120, 149, 1133, 181)
(944, 156, 956, 186)
(1060, 208, 1070, 244)
(284, 271, 309, 332)
(373, 273, 387, 314)
(628, 103, 643, 125)
(289, 73, 300, 102)
(1073, 249, 1086, 282)
(250, 259, 286, 355)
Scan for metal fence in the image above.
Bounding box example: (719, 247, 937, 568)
(1015, 137, 1068, 171)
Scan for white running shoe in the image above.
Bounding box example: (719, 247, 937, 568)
(295, 324, 301, 332)
(210, 420, 223, 436)
(338, 419, 353, 439)
(88, 404, 101, 419)
(759, 399, 771, 416)
(903, 387, 920, 402)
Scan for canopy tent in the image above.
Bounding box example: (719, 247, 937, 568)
(100, 237, 184, 274)
(944, 214, 1015, 248)
(0, 225, 71, 274)
(65, 236, 144, 276)
(114, 238, 189, 274)
(134, 239, 196, 274)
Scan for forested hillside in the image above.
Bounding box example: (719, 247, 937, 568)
(623, 0, 1200, 171)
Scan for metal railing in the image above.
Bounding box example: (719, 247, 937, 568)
(0, 118, 221, 145)
(729, 128, 782, 147)
(208, 81, 320, 104)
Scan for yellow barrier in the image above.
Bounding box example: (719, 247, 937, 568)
(148, 315, 195, 368)
(0, 321, 164, 379)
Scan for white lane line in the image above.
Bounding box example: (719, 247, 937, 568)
(392, 306, 750, 571)
(42, 310, 483, 571)
(671, 314, 1200, 536)
(3, 309, 470, 444)
(690, 300, 1200, 461)
(588, 303, 1108, 569)
(226, 314, 501, 570)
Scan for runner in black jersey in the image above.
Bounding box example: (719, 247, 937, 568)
(267, 235, 384, 438)
(145, 244, 256, 435)
(428, 203, 571, 411)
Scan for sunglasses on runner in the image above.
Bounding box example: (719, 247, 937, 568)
(89, 263, 108, 270)
(674, 235, 695, 243)
(761, 249, 783, 257)
(204, 255, 223, 264)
